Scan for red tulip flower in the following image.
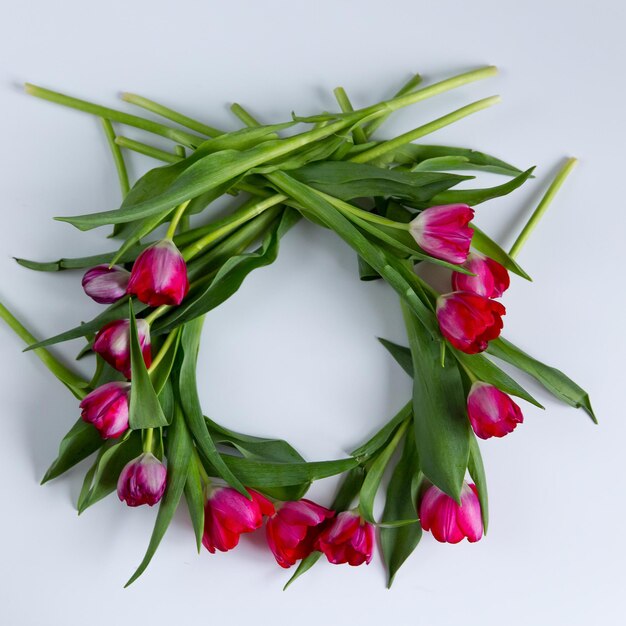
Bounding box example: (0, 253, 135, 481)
(127, 239, 189, 307)
(266, 499, 335, 568)
(409, 204, 474, 264)
(202, 487, 275, 553)
(436, 291, 506, 354)
(419, 482, 483, 544)
(79, 381, 130, 439)
(93, 318, 151, 379)
(451, 252, 510, 298)
(82, 264, 130, 304)
(117, 452, 167, 507)
(467, 381, 523, 439)
(315, 511, 375, 566)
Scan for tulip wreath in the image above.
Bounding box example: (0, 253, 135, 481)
(0, 66, 595, 588)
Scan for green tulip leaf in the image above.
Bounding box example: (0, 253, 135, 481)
(125, 403, 193, 587)
(380, 434, 423, 587)
(128, 304, 169, 429)
(402, 303, 469, 502)
(41, 418, 104, 484)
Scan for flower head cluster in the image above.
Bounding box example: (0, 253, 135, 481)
(78, 237, 189, 510)
(201, 487, 376, 569)
(408, 203, 526, 441)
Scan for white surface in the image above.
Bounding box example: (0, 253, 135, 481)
(0, 1, 623, 624)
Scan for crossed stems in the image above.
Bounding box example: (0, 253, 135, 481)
(4, 67, 574, 439)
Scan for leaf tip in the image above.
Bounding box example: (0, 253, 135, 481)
(584, 400, 598, 424)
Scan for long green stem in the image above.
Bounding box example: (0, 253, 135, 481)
(318, 190, 409, 230)
(0, 301, 88, 393)
(24, 84, 203, 147)
(182, 194, 286, 261)
(509, 158, 577, 259)
(333, 87, 367, 144)
(166, 200, 191, 239)
(100, 119, 130, 197)
(356, 66, 497, 119)
(144, 305, 170, 325)
(230, 103, 261, 127)
(351, 96, 500, 163)
(147, 328, 179, 373)
(115, 136, 181, 164)
(364, 72, 423, 138)
(121, 92, 223, 138)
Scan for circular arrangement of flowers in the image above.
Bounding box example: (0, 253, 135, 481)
(0, 67, 594, 588)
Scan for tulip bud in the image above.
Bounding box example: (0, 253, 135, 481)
(419, 482, 483, 544)
(117, 452, 167, 507)
(203, 487, 275, 553)
(127, 239, 189, 307)
(436, 291, 505, 354)
(315, 511, 375, 566)
(409, 204, 474, 264)
(467, 381, 523, 439)
(79, 381, 130, 439)
(266, 499, 335, 568)
(82, 264, 130, 304)
(451, 252, 510, 298)
(93, 318, 151, 379)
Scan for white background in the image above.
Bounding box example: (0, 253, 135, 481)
(0, 1, 623, 624)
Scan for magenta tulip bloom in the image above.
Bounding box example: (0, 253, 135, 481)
(82, 264, 130, 304)
(419, 482, 483, 544)
(203, 487, 275, 553)
(127, 239, 189, 307)
(117, 452, 167, 507)
(409, 204, 474, 264)
(79, 381, 130, 439)
(451, 252, 510, 298)
(467, 381, 523, 439)
(436, 291, 506, 354)
(315, 511, 375, 566)
(93, 318, 151, 379)
(266, 499, 335, 568)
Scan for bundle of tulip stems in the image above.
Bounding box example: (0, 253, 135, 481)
(0, 66, 595, 588)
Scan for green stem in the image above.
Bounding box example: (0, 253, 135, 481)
(24, 83, 203, 147)
(100, 119, 130, 197)
(351, 96, 500, 163)
(182, 194, 286, 261)
(364, 72, 423, 138)
(147, 328, 179, 374)
(186, 206, 283, 271)
(230, 103, 261, 127)
(143, 428, 154, 453)
(144, 305, 170, 325)
(355, 66, 497, 120)
(318, 190, 409, 230)
(333, 87, 367, 144)
(115, 136, 181, 164)
(509, 158, 577, 259)
(0, 301, 88, 394)
(165, 200, 191, 239)
(121, 92, 223, 137)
